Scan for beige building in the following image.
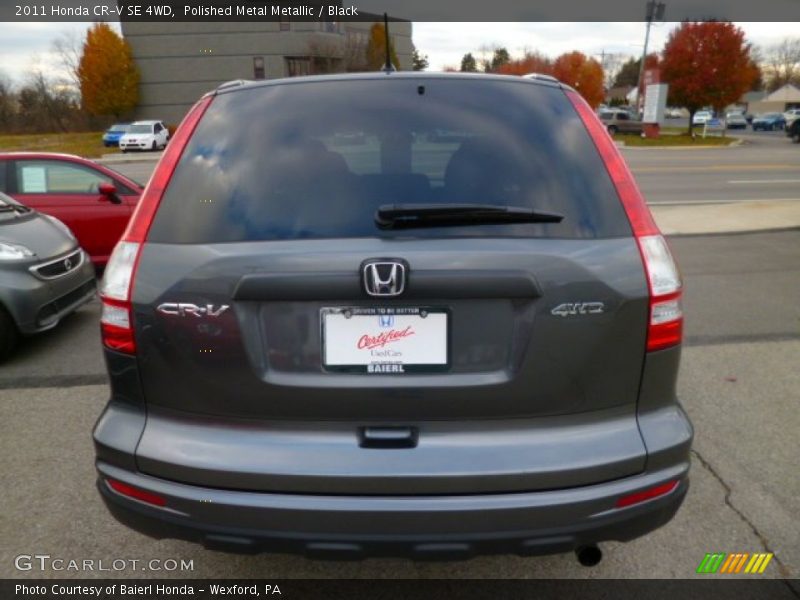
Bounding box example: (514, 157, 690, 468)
(748, 84, 800, 115)
(121, 20, 414, 124)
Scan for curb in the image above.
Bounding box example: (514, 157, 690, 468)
(617, 138, 743, 150)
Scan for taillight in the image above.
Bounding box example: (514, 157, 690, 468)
(566, 90, 683, 352)
(616, 479, 679, 508)
(638, 235, 683, 351)
(99, 95, 212, 355)
(100, 242, 140, 353)
(107, 478, 166, 507)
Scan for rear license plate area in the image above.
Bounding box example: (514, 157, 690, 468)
(321, 307, 449, 373)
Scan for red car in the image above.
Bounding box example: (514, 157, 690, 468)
(0, 153, 143, 267)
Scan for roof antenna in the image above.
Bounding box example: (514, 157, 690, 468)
(383, 13, 395, 72)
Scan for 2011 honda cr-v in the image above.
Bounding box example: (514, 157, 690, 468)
(93, 72, 693, 563)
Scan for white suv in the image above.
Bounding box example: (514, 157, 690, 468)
(119, 120, 169, 152)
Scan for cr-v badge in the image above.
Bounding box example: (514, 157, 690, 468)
(551, 302, 605, 317)
(156, 303, 230, 317)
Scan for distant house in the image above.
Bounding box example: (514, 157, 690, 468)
(747, 84, 800, 115)
(121, 19, 414, 124)
(728, 90, 767, 114)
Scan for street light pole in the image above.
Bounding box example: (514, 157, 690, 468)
(635, 0, 665, 114)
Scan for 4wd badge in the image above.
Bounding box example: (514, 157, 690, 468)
(551, 302, 605, 317)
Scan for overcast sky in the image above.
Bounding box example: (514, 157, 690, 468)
(0, 21, 797, 84)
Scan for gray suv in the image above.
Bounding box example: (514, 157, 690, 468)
(0, 192, 96, 360)
(94, 73, 692, 563)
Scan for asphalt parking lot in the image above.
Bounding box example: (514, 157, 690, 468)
(0, 134, 798, 588)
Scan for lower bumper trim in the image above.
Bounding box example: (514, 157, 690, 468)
(97, 465, 689, 560)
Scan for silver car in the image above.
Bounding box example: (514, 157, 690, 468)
(0, 192, 95, 360)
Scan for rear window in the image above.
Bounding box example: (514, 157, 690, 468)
(149, 77, 631, 243)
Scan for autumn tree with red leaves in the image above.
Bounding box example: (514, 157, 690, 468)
(552, 52, 604, 108)
(660, 22, 759, 133)
(494, 50, 602, 108)
(495, 51, 553, 76)
(77, 23, 139, 118)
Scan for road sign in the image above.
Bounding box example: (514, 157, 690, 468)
(643, 83, 668, 124)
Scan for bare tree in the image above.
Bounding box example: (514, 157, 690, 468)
(52, 29, 84, 91)
(0, 72, 16, 132)
(763, 38, 800, 91)
(597, 52, 629, 90)
(16, 69, 83, 133)
(307, 36, 345, 75)
(307, 30, 371, 73)
(342, 31, 369, 72)
(475, 44, 498, 72)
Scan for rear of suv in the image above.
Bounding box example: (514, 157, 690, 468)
(94, 73, 692, 561)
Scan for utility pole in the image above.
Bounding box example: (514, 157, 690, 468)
(635, 0, 665, 114)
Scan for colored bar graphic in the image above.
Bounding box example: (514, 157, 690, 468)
(697, 553, 726, 574)
(744, 553, 774, 574)
(699, 552, 774, 574)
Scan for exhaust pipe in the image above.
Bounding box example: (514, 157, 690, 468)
(575, 545, 602, 567)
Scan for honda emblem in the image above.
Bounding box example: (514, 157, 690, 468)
(362, 260, 407, 297)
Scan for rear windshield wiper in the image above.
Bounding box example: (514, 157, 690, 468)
(375, 203, 564, 230)
(0, 204, 31, 214)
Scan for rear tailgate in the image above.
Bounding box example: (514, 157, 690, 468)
(132, 236, 649, 493)
(131, 75, 650, 494)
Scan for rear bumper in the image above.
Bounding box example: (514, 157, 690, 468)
(96, 460, 689, 559)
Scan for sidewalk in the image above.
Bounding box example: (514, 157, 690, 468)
(652, 200, 800, 235)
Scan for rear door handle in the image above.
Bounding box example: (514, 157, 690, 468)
(359, 426, 418, 449)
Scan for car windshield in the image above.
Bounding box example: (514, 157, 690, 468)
(129, 124, 152, 133)
(110, 123, 130, 131)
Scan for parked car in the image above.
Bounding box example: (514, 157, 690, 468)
(725, 112, 748, 130)
(787, 118, 800, 144)
(94, 73, 692, 562)
(751, 113, 786, 131)
(102, 123, 132, 147)
(0, 192, 95, 361)
(665, 107, 683, 119)
(118, 120, 170, 152)
(598, 109, 644, 135)
(784, 108, 800, 129)
(692, 110, 713, 126)
(783, 108, 800, 121)
(0, 153, 144, 267)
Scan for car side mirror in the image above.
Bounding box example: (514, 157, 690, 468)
(98, 183, 122, 204)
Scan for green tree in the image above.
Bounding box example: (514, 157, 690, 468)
(612, 54, 660, 88)
(412, 48, 429, 71)
(366, 24, 399, 70)
(612, 57, 641, 88)
(77, 23, 139, 118)
(460, 53, 478, 72)
(489, 47, 510, 72)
